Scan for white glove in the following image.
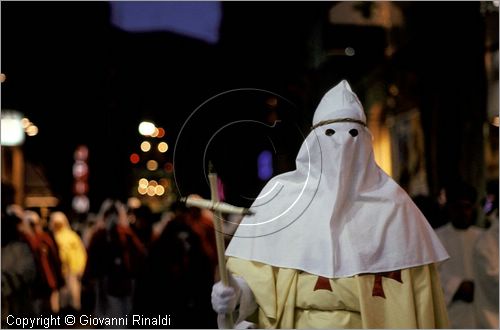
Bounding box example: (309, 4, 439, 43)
(211, 276, 241, 314)
(212, 274, 258, 329)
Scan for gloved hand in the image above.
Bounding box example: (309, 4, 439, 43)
(212, 274, 258, 329)
(211, 274, 242, 314)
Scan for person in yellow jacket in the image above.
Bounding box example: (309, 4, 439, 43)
(49, 211, 87, 311)
(211, 80, 450, 328)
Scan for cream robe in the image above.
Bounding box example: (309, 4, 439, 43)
(227, 257, 449, 329)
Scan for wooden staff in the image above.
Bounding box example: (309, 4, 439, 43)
(208, 162, 234, 329)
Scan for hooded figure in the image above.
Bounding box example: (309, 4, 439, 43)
(211, 80, 450, 329)
(49, 211, 87, 311)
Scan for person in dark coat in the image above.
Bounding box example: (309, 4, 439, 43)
(135, 202, 217, 328)
(82, 200, 146, 324)
(24, 210, 65, 314)
(1, 185, 37, 327)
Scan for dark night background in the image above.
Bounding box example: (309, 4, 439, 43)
(1, 1, 498, 215)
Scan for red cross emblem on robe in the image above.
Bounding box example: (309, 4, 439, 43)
(313, 276, 333, 291)
(370, 270, 403, 298)
(312, 270, 403, 298)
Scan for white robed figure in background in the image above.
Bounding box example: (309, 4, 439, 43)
(211, 80, 450, 329)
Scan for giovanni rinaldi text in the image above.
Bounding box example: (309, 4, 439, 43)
(6, 314, 172, 328)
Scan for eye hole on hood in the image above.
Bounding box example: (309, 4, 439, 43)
(325, 129, 335, 136)
(349, 129, 358, 137)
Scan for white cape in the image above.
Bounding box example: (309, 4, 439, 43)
(226, 80, 449, 278)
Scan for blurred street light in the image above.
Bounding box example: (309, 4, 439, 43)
(138, 121, 156, 136)
(1, 110, 25, 205)
(1, 111, 25, 146)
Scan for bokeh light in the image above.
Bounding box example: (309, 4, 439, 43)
(159, 178, 169, 187)
(147, 186, 156, 196)
(151, 128, 159, 138)
(140, 141, 151, 152)
(165, 162, 174, 173)
(158, 142, 168, 153)
(138, 178, 148, 188)
(147, 160, 158, 171)
(21, 118, 31, 129)
(155, 185, 165, 196)
(157, 127, 165, 138)
(138, 121, 156, 136)
(130, 153, 140, 164)
(26, 125, 38, 136)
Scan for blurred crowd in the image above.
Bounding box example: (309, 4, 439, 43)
(1, 184, 222, 328)
(1, 179, 498, 329)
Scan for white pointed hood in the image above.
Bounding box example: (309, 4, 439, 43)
(313, 79, 366, 124)
(226, 80, 449, 278)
